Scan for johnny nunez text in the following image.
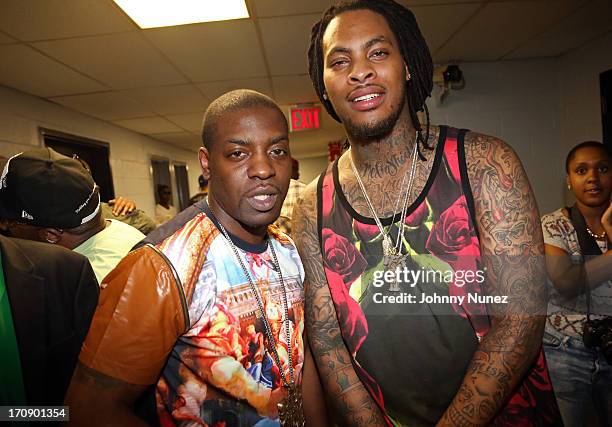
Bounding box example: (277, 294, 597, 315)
(372, 292, 509, 305)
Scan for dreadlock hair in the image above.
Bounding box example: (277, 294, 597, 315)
(308, 0, 434, 159)
(565, 141, 611, 173)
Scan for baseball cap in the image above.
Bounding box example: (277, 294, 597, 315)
(0, 147, 100, 229)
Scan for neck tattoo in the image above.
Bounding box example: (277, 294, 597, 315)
(349, 135, 419, 292)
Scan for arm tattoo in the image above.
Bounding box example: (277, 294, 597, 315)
(438, 133, 547, 427)
(293, 180, 385, 426)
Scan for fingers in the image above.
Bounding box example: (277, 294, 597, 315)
(601, 200, 612, 236)
(109, 197, 136, 216)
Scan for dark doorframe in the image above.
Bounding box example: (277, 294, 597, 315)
(40, 128, 115, 202)
(601, 69, 612, 150)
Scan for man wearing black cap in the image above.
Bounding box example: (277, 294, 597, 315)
(0, 148, 145, 283)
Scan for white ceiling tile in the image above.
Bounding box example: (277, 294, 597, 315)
(259, 14, 320, 76)
(506, 0, 612, 59)
(113, 117, 183, 134)
(0, 32, 17, 44)
(143, 20, 267, 82)
(0, 44, 106, 97)
(33, 33, 187, 89)
(251, 0, 333, 17)
(272, 75, 318, 105)
(401, 0, 483, 5)
(120, 85, 207, 115)
(435, 0, 583, 62)
(49, 92, 154, 120)
(410, 4, 482, 54)
(196, 78, 273, 101)
(150, 132, 202, 150)
(165, 113, 205, 133)
(0, 0, 133, 41)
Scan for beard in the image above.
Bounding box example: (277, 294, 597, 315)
(341, 88, 406, 141)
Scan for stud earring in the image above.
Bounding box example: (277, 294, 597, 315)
(567, 184, 571, 190)
(323, 92, 328, 100)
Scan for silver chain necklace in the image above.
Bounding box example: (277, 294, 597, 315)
(349, 138, 419, 291)
(214, 218, 304, 425)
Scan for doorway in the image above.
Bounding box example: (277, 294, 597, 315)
(41, 128, 115, 202)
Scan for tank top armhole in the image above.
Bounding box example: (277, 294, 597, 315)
(316, 165, 329, 254)
(456, 128, 480, 239)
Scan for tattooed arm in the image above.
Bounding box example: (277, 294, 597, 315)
(437, 133, 547, 427)
(65, 363, 149, 426)
(293, 180, 386, 426)
(302, 336, 329, 426)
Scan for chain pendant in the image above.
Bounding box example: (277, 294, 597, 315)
(382, 234, 396, 264)
(278, 384, 305, 427)
(383, 235, 405, 292)
(386, 253, 410, 292)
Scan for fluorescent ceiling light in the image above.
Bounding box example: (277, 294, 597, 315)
(113, 0, 249, 29)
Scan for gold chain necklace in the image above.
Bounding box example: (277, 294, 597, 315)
(349, 139, 419, 291)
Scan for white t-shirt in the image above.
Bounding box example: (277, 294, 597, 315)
(74, 219, 145, 283)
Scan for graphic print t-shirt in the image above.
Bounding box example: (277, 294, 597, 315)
(156, 213, 305, 427)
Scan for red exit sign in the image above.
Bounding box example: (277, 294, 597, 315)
(290, 106, 320, 131)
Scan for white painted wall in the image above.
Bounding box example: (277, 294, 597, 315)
(429, 33, 612, 214)
(429, 58, 563, 214)
(0, 85, 201, 217)
(298, 154, 329, 185)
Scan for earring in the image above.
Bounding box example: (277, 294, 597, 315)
(323, 92, 328, 100)
(567, 184, 571, 190)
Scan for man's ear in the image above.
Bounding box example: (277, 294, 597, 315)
(198, 147, 211, 181)
(40, 228, 63, 244)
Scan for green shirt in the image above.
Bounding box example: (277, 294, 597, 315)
(0, 249, 26, 404)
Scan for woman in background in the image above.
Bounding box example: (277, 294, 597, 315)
(541, 141, 612, 426)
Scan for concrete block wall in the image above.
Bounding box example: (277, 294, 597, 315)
(0, 85, 201, 217)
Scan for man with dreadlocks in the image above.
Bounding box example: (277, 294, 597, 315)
(294, 1, 561, 426)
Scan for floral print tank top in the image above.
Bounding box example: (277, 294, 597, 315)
(317, 126, 560, 426)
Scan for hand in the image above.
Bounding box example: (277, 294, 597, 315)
(602, 197, 612, 238)
(266, 387, 287, 419)
(108, 196, 136, 216)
